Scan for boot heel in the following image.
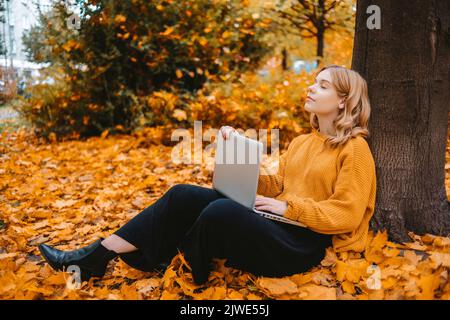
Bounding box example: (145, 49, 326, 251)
(80, 269, 94, 282)
(62, 263, 107, 282)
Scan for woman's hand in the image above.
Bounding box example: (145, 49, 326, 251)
(219, 125, 237, 140)
(254, 195, 288, 216)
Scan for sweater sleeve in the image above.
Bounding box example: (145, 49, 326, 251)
(282, 138, 375, 234)
(256, 149, 289, 197)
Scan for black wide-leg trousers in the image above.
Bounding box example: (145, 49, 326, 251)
(113, 183, 332, 285)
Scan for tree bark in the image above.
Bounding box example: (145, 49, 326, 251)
(316, 27, 324, 64)
(316, 0, 326, 64)
(352, 0, 450, 242)
(282, 47, 288, 71)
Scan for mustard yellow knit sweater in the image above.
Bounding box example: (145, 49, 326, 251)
(257, 129, 377, 253)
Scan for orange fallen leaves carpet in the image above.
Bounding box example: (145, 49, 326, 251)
(0, 128, 449, 300)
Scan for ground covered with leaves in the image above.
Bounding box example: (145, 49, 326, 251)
(0, 128, 449, 300)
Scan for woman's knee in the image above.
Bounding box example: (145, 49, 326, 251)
(167, 183, 222, 204)
(167, 183, 199, 200)
(198, 198, 242, 224)
(165, 183, 221, 214)
(168, 183, 194, 194)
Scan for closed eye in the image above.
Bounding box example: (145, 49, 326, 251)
(314, 79, 328, 89)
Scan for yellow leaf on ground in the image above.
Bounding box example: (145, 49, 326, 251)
(160, 290, 180, 300)
(429, 252, 450, 268)
(194, 286, 227, 300)
(342, 280, 356, 294)
(299, 284, 337, 300)
(256, 277, 298, 296)
(418, 273, 441, 300)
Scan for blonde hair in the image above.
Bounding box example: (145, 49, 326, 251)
(309, 64, 371, 149)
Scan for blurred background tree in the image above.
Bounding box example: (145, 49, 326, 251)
(262, 0, 354, 65)
(18, 0, 272, 138)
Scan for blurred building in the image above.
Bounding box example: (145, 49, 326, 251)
(1, 0, 53, 69)
(1, 0, 53, 97)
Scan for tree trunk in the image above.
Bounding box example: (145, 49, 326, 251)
(352, 0, 450, 242)
(316, 0, 326, 65)
(282, 47, 288, 71)
(316, 28, 324, 64)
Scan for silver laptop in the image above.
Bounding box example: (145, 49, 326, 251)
(212, 131, 306, 227)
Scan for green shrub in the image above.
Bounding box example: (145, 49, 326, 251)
(20, 0, 272, 140)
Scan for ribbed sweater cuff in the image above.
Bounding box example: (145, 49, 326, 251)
(283, 195, 304, 222)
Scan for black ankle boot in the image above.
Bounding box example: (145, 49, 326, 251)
(38, 238, 118, 282)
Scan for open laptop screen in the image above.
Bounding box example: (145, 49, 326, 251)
(212, 132, 263, 208)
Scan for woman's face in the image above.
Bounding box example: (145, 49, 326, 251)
(305, 69, 342, 116)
